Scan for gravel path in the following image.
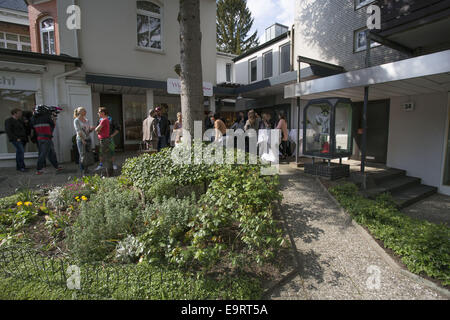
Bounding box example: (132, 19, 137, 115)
(268, 165, 448, 300)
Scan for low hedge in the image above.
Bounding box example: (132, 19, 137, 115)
(329, 183, 450, 286)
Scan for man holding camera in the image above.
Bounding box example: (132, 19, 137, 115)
(31, 105, 62, 175)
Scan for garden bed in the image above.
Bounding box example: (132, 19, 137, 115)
(0, 146, 289, 299)
(328, 182, 450, 289)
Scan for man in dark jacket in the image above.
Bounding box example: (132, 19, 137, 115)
(155, 107, 170, 151)
(5, 109, 28, 172)
(31, 105, 61, 175)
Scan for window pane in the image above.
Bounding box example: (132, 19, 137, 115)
(250, 60, 257, 82)
(0, 33, 4, 39)
(280, 44, 291, 74)
(137, 14, 150, 47)
(264, 52, 273, 78)
(137, 1, 160, 14)
(305, 103, 331, 155)
(0, 91, 37, 154)
(49, 31, 55, 54)
(20, 35, 31, 43)
(43, 32, 49, 53)
(137, 14, 161, 49)
(357, 31, 366, 49)
(335, 103, 352, 153)
(7, 43, 18, 50)
(22, 45, 32, 52)
(0, 42, 5, 48)
(41, 18, 54, 29)
(149, 17, 161, 49)
(6, 33, 18, 41)
(226, 64, 231, 82)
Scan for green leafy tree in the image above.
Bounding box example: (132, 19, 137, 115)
(216, 0, 259, 55)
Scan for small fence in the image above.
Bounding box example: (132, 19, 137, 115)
(0, 245, 228, 300)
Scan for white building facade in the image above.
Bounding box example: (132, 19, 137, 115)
(1, 0, 218, 167)
(286, 0, 450, 195)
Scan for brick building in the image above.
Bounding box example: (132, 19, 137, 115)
(0, 0, 30, 51)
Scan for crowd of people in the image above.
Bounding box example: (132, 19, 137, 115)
(142, 108, 292, 160)
(4, 106, 292, 177)
(206, 109, 291, 160)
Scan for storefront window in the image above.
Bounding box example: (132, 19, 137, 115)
(0, 90, 37, 155)
(335, 102, 352, 154)
(443, 107, 450, 186)
(123, 95, 147, 142)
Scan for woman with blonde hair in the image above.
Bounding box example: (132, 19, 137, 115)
(73, 107, 94, 175)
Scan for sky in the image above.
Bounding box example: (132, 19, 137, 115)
(247, 0, 296, 44)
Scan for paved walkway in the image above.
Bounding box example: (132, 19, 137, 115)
(267, 165, 448, 300)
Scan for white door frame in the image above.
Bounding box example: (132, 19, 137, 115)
(439, 91, 450, 195)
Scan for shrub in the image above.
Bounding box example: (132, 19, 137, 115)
(119, 146, 285, 270)
(190, 165, 285, 267)
(139, 194, 199, 265)
(330, 183, 450, 286)
(122, 147, 212, 191)
(115, 235, 145, 264)
(144, 176, 177, 202)
(47, 187, 68, 210)
(65, 179, 143, 262)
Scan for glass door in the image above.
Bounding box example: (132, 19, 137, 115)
(441, 92, 450, 194)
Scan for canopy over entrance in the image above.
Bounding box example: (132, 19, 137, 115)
(285, 50, 450, 101)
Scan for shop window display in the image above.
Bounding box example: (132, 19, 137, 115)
(303, 98, 353, 159)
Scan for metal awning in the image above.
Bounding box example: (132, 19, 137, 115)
(285, 50, 450, 101)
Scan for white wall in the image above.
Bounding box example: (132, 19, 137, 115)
(77, 0, 217, 85)
(57, 0, 79, 57)
(234, 37, 291, 85)
(387, 92, 448, 189)
(216, 53, 234, 83)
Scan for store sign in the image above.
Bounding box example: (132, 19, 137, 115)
(0, 75, 16, 88)
(0, 72, 39, 91)
(167, 78, 213, 97)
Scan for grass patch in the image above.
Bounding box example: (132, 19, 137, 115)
(329, 183, 450, 287)
(0, 256, 263, 300)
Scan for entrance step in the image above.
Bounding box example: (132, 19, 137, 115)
(361, 167, 438, 209)
(364, 176, 421, 199)
(391, 185, 438, 209)
(366, 169, 407, 185)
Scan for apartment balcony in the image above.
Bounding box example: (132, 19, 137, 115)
(372, 0, 450, 54)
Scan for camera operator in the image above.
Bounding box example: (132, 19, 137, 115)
(31, 105, 62, 175)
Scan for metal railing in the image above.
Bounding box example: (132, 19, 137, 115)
(0, 245, 227, 300)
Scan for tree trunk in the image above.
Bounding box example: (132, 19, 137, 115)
(179, 0, 204, 139)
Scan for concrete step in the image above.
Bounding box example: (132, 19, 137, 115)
(367, 169, 407, 185)
(365, 176, 421, 199)
(391, 184, 438, 209)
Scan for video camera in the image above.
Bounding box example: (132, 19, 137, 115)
(34, 105, 63, 119)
